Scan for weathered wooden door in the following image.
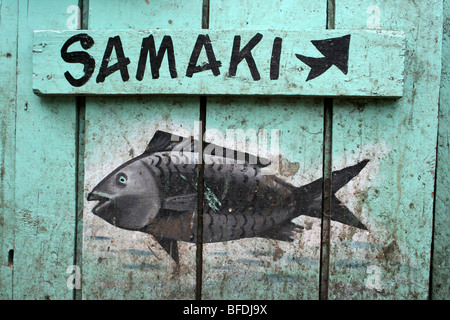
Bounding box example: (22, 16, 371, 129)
(0, 0, 448, 300)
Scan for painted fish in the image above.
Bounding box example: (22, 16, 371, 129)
(88, 130, 368, 263)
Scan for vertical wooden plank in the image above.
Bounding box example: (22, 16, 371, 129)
(13, 0, 78, 299)
(201, 0, 326, 299)
(330, 0, 443, 299)
(432, 0, 450, 300)
(82, 0, 203, 299)
(202, 98, 324, 299)
(0, 0, 18, 299)
(210, 0, 326, 29)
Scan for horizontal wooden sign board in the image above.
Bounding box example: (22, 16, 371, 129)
(32, 29, 405, 97)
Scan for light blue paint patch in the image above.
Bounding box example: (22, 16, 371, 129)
(205, 186, 221, 211)
(88, 236, 112, 241)
(341, 241, 383, 250)
(237, 259, 264, 265)
(125, 249, 156, 257)
(122, 263, 162, 271)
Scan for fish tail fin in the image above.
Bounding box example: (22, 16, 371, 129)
(329, 160, 369, 230)
(331, 159, 370, 193)
(294, 160, 369, 230)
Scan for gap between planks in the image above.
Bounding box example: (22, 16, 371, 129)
(73, 0, 89, 301)
(195, 0, 210, 301)
(319, 0, 335, 301)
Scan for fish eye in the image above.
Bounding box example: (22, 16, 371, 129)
(116, 173, 128, 187)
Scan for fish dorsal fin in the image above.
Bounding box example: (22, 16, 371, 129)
(144, 130, 271, 168)
(144, 131, 193, 154)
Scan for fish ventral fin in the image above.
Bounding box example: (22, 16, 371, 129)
(144, 130, 270, 167)
(155, 237, 179, 264)
(260, 222, 304, 242)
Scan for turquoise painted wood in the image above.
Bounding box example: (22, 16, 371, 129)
(202, 97, 325, 299)
(13, 0, 78, 300)
(82, 0, 203, 300)
(5, 0, 78, 300)
(0, 0, 447, 301)
(329, 0, 443, 299)
(432, 0, 450, 300)
(0, 0, 18, 300)
(200, 0, 326, 299)
(82, 97, 200, 299)
(32, 29, 405, 97)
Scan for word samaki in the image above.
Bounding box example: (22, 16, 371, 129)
(60, 32, 350, 87)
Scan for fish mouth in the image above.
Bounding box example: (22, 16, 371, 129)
(87, 192, 113, 214)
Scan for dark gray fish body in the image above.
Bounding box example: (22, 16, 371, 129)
(88, 131, 368, 263)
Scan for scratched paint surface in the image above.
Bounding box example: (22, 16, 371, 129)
(329, 0, 443, 299)
(201, 97, 324, 299)
(432, 0, 450, 300)
(0, 0, 447, 301)
(12, 0, 78, 300)
(81, 0, 203, 299)
(32, 29, 405, 97)
(82, 97, 200, 299)
(0, 0, 18, 299)
(199, 0, 326, 299)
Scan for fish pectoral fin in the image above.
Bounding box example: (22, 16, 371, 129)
(161, 193, 198, 212)
(260, 222, 304, 242)
(155, 237, 179, 264)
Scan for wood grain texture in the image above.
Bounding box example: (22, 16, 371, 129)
(81, 0, 203, 300)
(82, 97, 200, 299)
(431, 0, 450, 300)
(32, 29, 405, 97)
(202, 97, 325, 299)
(0, 0, 445, 301)
(13, 0, 78, 299)
(329, 0, 443, 299)
(200, 0, 326, 299)
(0, 0, 18, 299)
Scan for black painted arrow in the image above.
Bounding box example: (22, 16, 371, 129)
(295, 34, 351, 81)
